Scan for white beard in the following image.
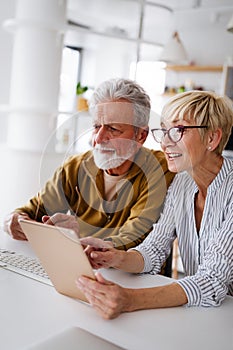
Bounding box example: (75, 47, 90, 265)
(93, 140, 137, 170)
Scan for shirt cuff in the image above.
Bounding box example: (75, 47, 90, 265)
(131, 247, 154, 273)
(176, 277, 202, 306)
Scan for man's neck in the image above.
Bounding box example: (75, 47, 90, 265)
(106, 159, 134, 176)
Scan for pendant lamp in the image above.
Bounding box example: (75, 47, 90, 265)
(160, 31, 188, 64)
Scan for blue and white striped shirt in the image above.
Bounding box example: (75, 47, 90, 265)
(135, 157, 233, 307)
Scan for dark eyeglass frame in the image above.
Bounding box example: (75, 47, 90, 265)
(151, 125, 208, 143)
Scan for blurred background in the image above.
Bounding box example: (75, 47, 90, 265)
(0, 0, 233, 225)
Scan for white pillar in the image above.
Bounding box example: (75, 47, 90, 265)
(0, 0, 67, 225)
(4, 0, 67, 151)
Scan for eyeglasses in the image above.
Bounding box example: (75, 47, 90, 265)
(151, 125, 208, 144)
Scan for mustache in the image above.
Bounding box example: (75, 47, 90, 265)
(93, 145, 115, 152)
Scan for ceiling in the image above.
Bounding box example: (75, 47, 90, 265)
(67, 0, 233, 43)
(66, 0, 233, 62)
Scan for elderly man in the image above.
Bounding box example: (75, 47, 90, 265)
(4, 78, 174, 268)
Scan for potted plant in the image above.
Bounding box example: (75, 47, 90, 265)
(76, 82, 88, 111)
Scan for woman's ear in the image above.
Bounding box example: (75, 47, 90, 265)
(207, 128, 222, 151)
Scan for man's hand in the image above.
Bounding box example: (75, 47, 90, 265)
(76, 271, 132, 319)
(80, 237, 125, 269)
(3, 212, 30, 240)
(42, 213, 80, 236)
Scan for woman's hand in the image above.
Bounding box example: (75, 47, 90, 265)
(42, 213, 80, 236)
(76, 271, 132, 319)
(80, 237, 125, 269)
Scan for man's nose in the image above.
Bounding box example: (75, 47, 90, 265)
(94, 125, 110, 144)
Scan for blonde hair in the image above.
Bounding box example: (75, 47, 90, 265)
(161, 90, 233, 154)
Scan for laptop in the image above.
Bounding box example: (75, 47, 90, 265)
(19, 219, 95, 303)
(26, 327, 125, 350)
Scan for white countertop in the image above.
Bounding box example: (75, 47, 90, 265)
(0, 228, 232, 350)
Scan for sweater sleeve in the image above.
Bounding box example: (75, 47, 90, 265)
(15, 154, 84, 220)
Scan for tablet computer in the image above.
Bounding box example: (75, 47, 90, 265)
(19, 219, 95, 303)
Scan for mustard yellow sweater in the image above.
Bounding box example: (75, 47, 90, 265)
(16, 148, 174, 250)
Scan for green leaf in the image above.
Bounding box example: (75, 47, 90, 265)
(76, 82, 88, 95)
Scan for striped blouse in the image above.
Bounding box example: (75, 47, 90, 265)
(134, 157, 233, 307)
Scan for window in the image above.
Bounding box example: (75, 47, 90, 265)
(56, 46, 82, 153)
(129, 60, 166, 114)
(58, 46, 82, 113)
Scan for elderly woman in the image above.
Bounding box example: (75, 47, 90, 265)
(77, 90, 233, 319)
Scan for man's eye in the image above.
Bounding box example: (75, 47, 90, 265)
(108, 126, 118, 132)
(93, 125, 101, 130)
(106, 126, 122, 133)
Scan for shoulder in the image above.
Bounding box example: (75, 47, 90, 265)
(62, 151, 93, 168)
(222, 157, 233, 179)
(214, 158, 233, 199)
(139, 147, 167, 167)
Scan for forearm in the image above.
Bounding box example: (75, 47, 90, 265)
(125, 282, 188, 312)
(116, 249, 145, 273)
(77, 272, 188, 319)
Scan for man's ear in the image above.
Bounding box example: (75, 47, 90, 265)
(136, 127, 149, 145)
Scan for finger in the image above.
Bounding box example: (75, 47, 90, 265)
(79, 274, 114, 291)
(76, 277, 119, 319)
(95, 271, 112, 284)
(47, 213, 80, 234)
(80, 290, 112, 318)
(9, 217, 28, 240)
(43, 213, 72, 226)
(45, 213, 68, 225)
(42, 217, 54, 225)
(11, 228, 27, 240)
(80, 237, 108, 249)
(16, 233, 28, 241)
(84, 254, 103, 269)
(42, 215, 50, 223)
(84, 291, 116, 319)
(76, 278, 106, 304)
(89, 251, 114, 268)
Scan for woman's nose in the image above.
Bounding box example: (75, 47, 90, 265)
(161, 132, 174, 148)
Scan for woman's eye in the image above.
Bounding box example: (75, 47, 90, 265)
(176, 126, 185, 133)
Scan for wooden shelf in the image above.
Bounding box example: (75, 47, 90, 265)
(166, 65, 223, 72)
